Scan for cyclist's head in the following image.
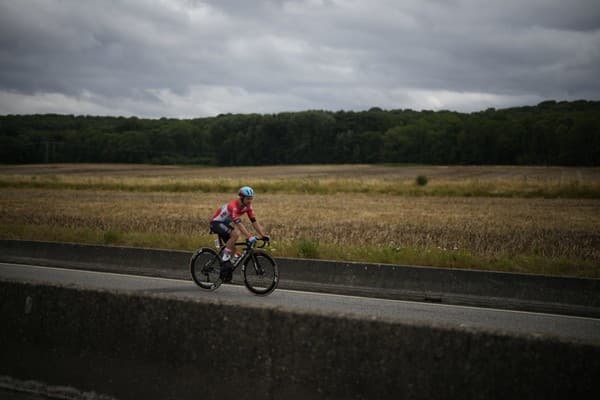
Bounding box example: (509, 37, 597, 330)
(238, 186, 254, 199)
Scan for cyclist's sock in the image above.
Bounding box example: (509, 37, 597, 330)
(222, 248, 232, 262)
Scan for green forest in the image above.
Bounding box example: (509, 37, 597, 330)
(1, 100, 599, 166)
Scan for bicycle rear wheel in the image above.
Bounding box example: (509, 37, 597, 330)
(190, 247, 222, 291)
(243, 250, 278, 295)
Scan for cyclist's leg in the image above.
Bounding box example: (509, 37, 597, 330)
(210, 221, 235, 282)
(220, 229, 241, 282)
(210, 221, 232, 247)
(224, 228, 240, 259)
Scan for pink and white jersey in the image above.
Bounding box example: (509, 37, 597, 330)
(211, 199, 256, 224)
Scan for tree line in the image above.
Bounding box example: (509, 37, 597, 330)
(1, 100, 599, 166)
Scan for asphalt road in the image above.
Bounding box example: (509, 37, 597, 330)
(2, 262, 600, 345)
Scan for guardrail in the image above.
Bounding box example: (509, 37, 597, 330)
(1, 239, 599, 317)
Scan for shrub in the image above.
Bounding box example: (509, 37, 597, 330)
(416, 175, 429, 186)
(298, 238, 320, 258)
(103, 229, 121, 244)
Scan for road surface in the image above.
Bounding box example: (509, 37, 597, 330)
(2, 262, 599, 345)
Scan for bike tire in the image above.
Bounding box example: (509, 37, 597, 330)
(243, 250, 279, 295)
(190, 247, 222, 291)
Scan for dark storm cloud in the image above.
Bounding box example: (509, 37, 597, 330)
(0, 1, 192, 96)
(0, 0, 598, 117)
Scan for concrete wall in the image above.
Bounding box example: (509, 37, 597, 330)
(1, 279, 599, 400)
(2, 239, 599, 317)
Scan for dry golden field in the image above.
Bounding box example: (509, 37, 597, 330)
(2, 163, 599, 198)
(1, 164, 599, 277)
(2, 163, 600, 181)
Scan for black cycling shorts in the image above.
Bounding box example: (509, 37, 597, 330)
(210, 221, 233, 242)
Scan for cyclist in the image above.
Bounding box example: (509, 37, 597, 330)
(210, 186, 269, 283)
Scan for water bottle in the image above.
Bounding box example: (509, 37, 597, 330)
(214, 239, 220, 249)
(231, 251, 242, 265)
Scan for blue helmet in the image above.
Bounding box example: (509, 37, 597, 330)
(238, 186, 254, 198)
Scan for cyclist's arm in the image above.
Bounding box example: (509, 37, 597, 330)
(235, 219, 267, 239)
(250, 219, 268, 238)
(246, 207, 267, 239)
(234, 220, 252, 239)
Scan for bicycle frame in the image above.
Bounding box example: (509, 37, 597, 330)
(215, 236, 269, 269)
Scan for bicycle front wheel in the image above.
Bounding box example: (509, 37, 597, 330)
(190, 247, 222, 291)
(243, 250, 279, 295)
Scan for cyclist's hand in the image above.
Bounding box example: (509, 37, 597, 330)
(261, 235, 270, 242)
(247, 235, 257, 244)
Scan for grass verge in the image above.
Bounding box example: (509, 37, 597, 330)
(2, 223, 597, 278)
(1, 175, 600, 198)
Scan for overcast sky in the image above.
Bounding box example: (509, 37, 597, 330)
(1, 0, 599, 118)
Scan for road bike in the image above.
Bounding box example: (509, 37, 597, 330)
(190, 237, 279, 295)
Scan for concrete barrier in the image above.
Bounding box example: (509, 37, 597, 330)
(1, 279, 599, 400)
(277, 257, 600, 317)
(1, 239, 599, 317)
